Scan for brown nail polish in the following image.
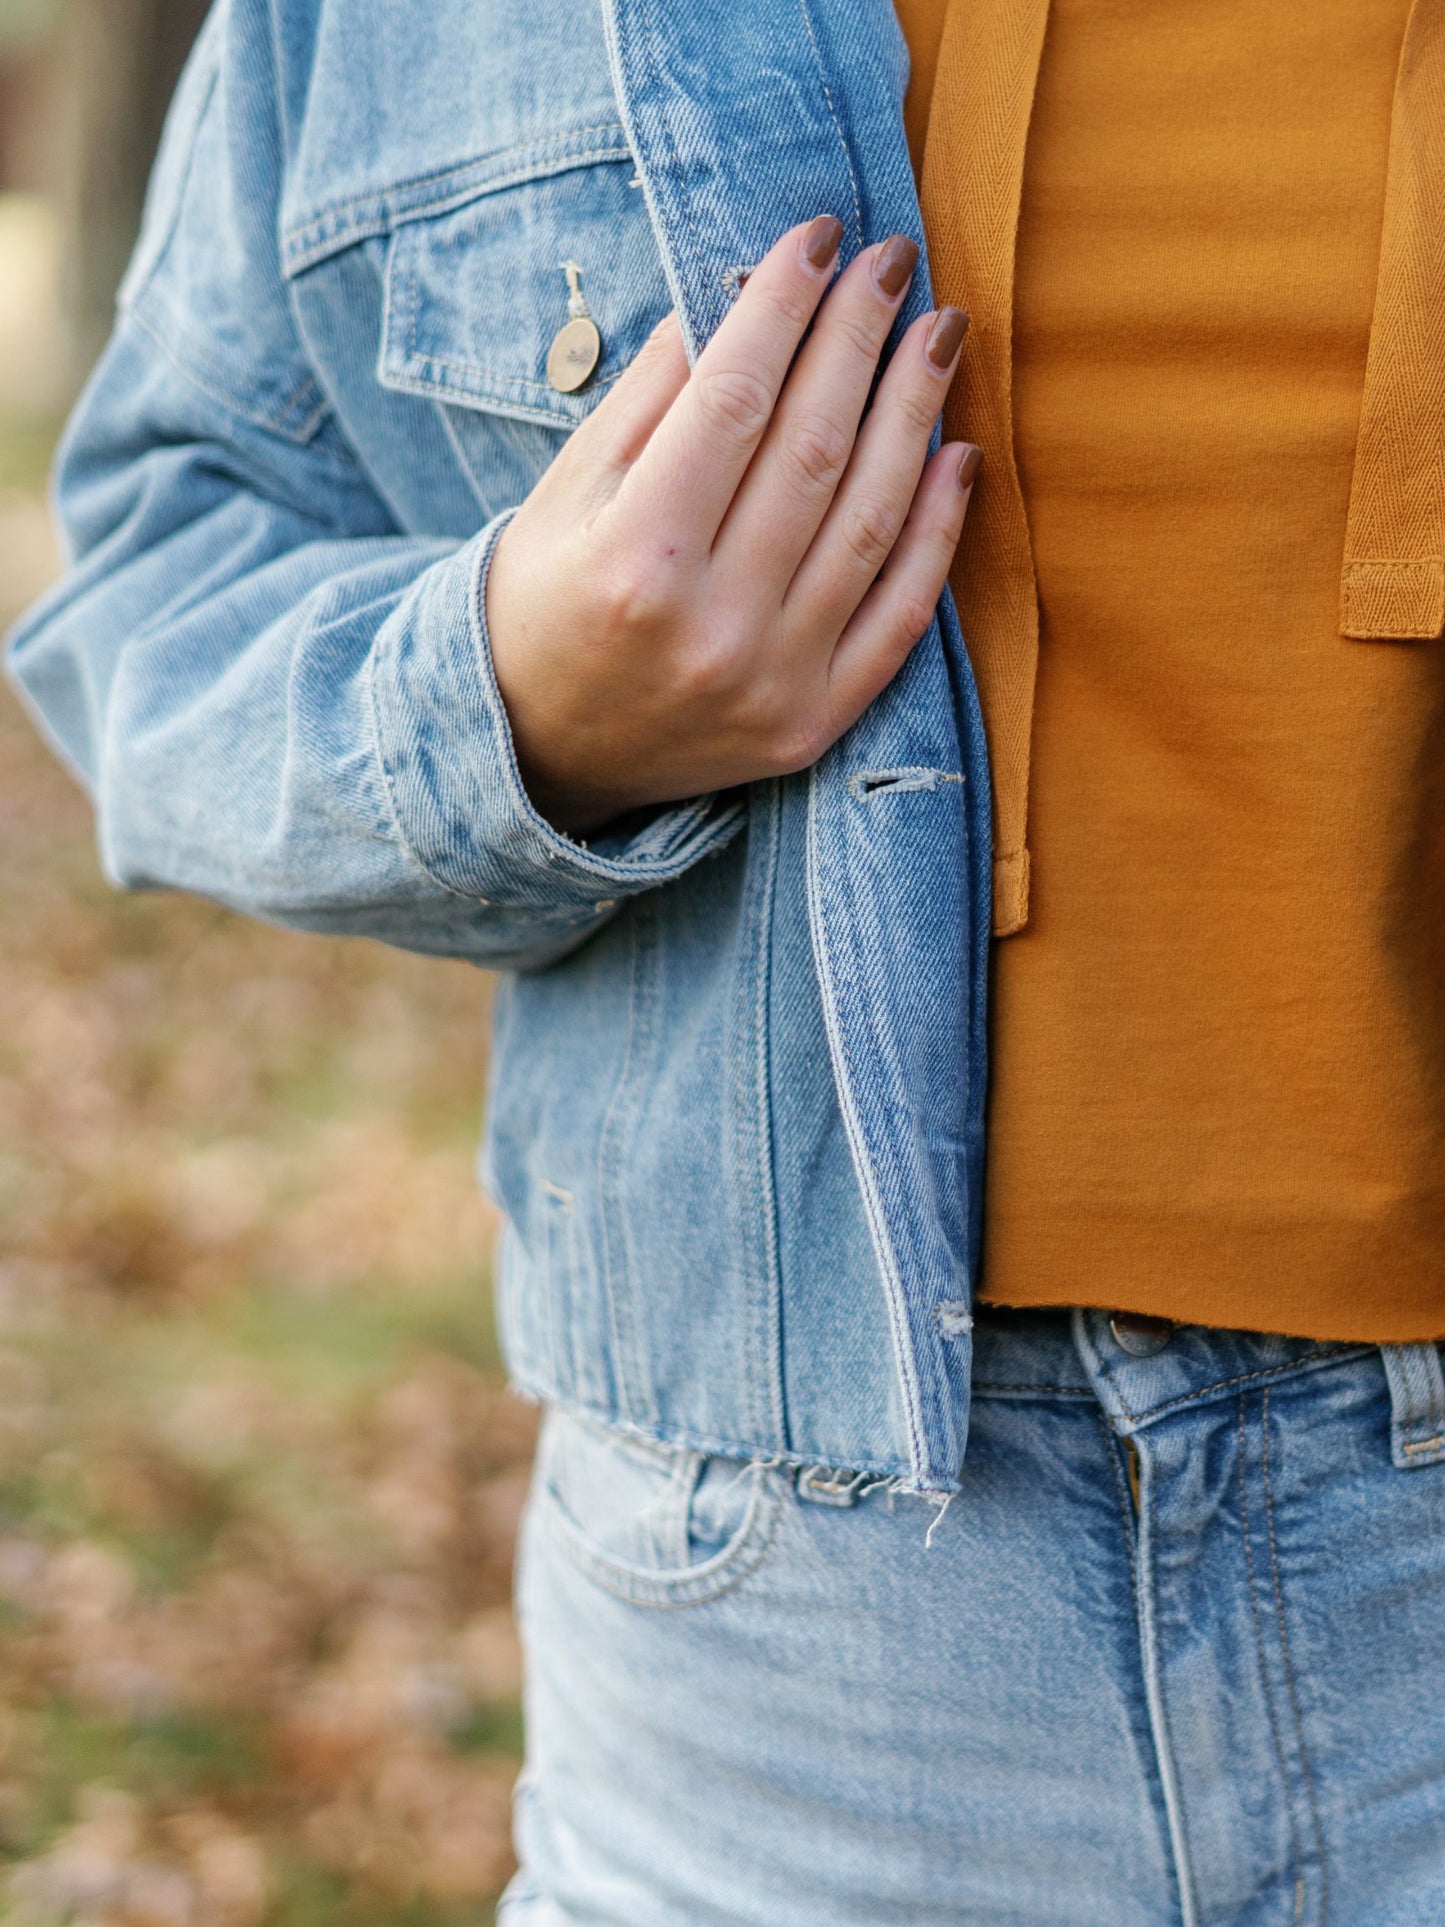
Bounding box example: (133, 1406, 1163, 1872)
(802, 215, 844, 271)
(873, 234, 920, 299)
(927, 307, 971, 370)
(956, 443, 983, 490)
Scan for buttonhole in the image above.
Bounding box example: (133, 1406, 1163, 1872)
(847, 766, 965, 801)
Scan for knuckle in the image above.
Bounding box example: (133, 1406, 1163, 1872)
(694, 364, 775, 443)
(676, 615, 753, 703)
(893, 591, 938, 645)
(754, 276, 817, 335)
(829, 307, 886, 366)
(839, 495, 905, 574)
(748, 680, 831, 773)
(896, 386, 942, 436)
(631, 317, 674, 369)
(770, 712, 833, 775)
(681, 641, 737, 703)
(598, 543, 680, 632)
(783, 413, 853, 492)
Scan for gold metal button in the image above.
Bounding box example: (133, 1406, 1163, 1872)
(547, 315, 603, 394)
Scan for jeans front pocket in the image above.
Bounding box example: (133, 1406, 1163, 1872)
(534, 1407, 785, 1609)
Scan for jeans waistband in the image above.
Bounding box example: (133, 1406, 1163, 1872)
(968, 1303, 1414, 1431)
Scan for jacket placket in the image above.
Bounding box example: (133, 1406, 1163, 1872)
(600, 0, 994, 1490)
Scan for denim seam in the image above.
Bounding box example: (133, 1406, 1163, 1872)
(1262, 1385, 1331, 1921)
(281, 124, 635, 274)
(594, 902, 648, 1422)
(364, 533, 512, 911)
(504, 1381, 919, 1485)
(124, 302, 334, 450)
(630, 0, 704, 358)
(537, 1463, 785, 1608)
(433, 394, 498, 517)
(1097, 1412, 1140, 1616)
(970, 1379, 1096, 1400)
(1096, 1346, 1376, 1430)
(619, 898, 663, 1413)
(1098, 1416, 1183, 1910)
(384, 222, 626, 423)
(360, 634, 485, 909)
(383, 357, 624, 423)
(127, 301, 330, 442)
(805, 765, 930, 1486)
(1237, 1393, 1308, 1916)
(1136, 1468, 1200, 1926)
(265, 0, 296, 159)
(659, 1447, 703, 1567)
(116, 44, 220, 316)
(795, 0, 865, 251)
(749, 780, 788, 1446)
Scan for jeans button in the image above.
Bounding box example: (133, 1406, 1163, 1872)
(1109, 1312, 1175, 1358)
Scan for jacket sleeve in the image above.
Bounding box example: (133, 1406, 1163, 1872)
(4, 2, 740, 973)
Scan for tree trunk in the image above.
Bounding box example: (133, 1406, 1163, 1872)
(54, 0, 210, 390)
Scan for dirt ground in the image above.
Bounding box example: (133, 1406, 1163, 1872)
(1, 428, 532, 1918)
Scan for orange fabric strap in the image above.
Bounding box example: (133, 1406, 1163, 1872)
(918, 0, 1050, 934)
(1340, 0, 1445, 641)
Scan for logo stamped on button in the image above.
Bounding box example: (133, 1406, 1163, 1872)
(547, 261, 603, 394)
(1109, 1313, 1175, 1359)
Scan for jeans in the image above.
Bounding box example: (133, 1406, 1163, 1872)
(500, 1307, 1445, 1924)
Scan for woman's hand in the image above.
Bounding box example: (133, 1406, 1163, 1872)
(484, 215, 979, 833)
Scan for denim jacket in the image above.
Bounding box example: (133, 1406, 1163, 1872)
(6, 0, 992, 1492)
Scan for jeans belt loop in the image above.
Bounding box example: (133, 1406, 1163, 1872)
(1380, 1342, 1445, 1469)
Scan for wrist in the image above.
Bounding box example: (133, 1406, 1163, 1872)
(510, 751, 641, 838)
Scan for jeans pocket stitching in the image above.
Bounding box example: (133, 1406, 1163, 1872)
(538, 1455, 786, 1609)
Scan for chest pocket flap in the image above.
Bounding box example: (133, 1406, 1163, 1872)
(378, 138, 673, 431)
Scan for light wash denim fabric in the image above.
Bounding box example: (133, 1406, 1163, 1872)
(5, 0, 991, 1494)
(504, 1310, 1445, 1926)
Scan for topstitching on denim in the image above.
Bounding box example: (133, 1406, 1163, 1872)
(1087, 1341, 1374, 1431)
(281, 124, 636, 276)
(1261, 1385, 1331, 1920)
(1235, 1393, 1313, 1919)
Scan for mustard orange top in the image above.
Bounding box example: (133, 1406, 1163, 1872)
(897, 0, 1445, 1340)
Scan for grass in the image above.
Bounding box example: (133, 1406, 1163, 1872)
(0, 447, 532, 1921)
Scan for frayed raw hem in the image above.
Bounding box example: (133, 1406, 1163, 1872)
(502, 1376, 965, 1497)
(795, 1463, 962, 1549)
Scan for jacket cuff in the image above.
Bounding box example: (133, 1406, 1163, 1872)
(370, 510, 743, 920)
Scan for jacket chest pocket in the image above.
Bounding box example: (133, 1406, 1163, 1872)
(377, 142, 672, 442)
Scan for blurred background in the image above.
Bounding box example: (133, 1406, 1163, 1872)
(0, 5, 534, 1920)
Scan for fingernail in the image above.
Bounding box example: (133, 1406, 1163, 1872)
(956, 443, 983, 490)
(802, 215, 844, 271)
(873, 234, 920, 299)
(927, 307, 971, 369)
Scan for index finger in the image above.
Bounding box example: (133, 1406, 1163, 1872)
(617, 215, 844, 550)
